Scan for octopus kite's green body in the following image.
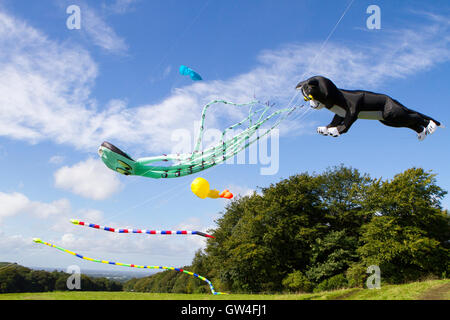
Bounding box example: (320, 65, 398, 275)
(98, 100, 297, 179)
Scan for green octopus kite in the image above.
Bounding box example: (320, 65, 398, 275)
(98, 99, 298, 179)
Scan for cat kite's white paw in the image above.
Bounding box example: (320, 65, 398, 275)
(317, 126, 329, 135)
(327, 127, 340, 137)
(426, 120, 438, 135)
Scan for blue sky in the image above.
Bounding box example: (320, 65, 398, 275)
(0, 0, 449, 273)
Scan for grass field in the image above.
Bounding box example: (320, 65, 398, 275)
(0, 279, 448, 300)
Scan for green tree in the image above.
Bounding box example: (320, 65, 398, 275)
(305, 230, 359, 284)
(205, 166, 376, 293)
(206, 172, 327, 292)
(123, 166, 449, 294)
(282, 270, 313, 293)
(314, 274, 348, 292)
(26, 270, 57, 292)
(319, 165, 375, 234)
(357, 168, 449, 283)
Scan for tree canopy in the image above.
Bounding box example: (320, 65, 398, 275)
(125, 166, 449, 293)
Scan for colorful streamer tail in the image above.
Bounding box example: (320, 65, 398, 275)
(70, 219, 215, 238)
(32, 238, 226, 295)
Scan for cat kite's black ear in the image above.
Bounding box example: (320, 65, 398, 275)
(295, 80, 306, 90)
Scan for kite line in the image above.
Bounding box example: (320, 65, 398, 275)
(33, 238, 226, 295)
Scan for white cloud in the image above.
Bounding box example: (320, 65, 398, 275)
(82, 4, 128, 53)
(0, 232, 33, 255)
(227, 185, 256, 198)
(0, 10, 98, 144)
(79, 208, 104, 221)
(150, 65, 173, 84)
(0, 192, 70, 222)
(0, 191, 211, 264)
(0, 192, 29, 221)
(0, 10, 449, 156)
(104, 0, 139, 15)
(49, 155, 65, 164)
(0, 190, 211, 265)
(57, 0, 128, 53)
(54, 158, 122, 200)
(163, 65, 172, 78)
(60, 233, 77, 247)
(29, 198, 71, 219)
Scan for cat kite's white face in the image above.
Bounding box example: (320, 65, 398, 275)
(308, 98, 326, 110)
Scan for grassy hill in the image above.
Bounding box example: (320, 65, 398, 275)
(0, 279, 448, 300)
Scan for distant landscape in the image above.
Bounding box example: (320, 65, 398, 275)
(27, 266, 153, 283)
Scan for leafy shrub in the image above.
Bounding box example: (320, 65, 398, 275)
(346, 263, 367, 288)
(282, 271, 313, 293)
(314, 274, 348, 292)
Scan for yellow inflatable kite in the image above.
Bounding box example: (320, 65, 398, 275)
(191, 177, 233, 199)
